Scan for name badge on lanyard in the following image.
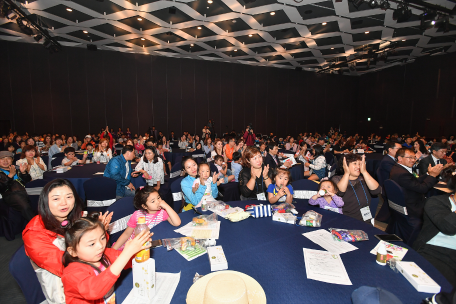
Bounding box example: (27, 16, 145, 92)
(257, 193, 267, 201)
(360, 206, 372, 221)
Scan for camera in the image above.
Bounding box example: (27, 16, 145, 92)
(247, 123, 253, 133)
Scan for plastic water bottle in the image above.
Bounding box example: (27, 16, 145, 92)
(134, 216, 150, 263)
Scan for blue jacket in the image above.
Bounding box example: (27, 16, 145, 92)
(104, 154, 132, 197)
(181, 175, 218, 208)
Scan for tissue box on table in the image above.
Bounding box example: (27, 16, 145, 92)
(132, 258, 156, 300)
(396, 261, 441, 294)
(207, 246, 228, 272)
(273, 212, 297, 224)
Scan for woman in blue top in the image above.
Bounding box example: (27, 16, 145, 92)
(180, 157, 219, 211)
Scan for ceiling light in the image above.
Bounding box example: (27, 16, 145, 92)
(331, 47, 334, 49)
(270, 12, 275, 15)
(137, 17, 142, 21)
(365, 31, 369, 34)
(322, 22, 327, 25)
(141, 38, 145, 40)
(368, 0, 378, 8)
(234, 49, 237, 51)
(66, 8, 73, 12)
(191, 44, 194, 46)
(431, 20, 436, 25)
(197, 26, 202, 29)
(208, 0, 213, 3)
(83, 30, 88, 34)
(249, 34, 253, 37)
(402, 39, 406, 41)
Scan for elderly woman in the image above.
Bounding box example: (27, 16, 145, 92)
(413, 175, 456, 287)
(0, 151, 34, 221)
(331, 153, 380, 223)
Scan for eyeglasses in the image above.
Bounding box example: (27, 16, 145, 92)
(403, 156, 417, 160)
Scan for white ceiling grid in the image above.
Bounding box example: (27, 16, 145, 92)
(0, 0, 455, 74)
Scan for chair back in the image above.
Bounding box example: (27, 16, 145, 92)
(169, 162, 182, 184)
(324, 152, 335, 166)
(25, 179, 49, 213)
(327, 162, 337, 178)
(0, 199, 26, 241)
(107, 197, 136, 243)
(210, 162, 219, 175)
(291, 179, 320, 203)
(9, 245, 46, 304)
(51, 157, 65, 168)
(170, 176, 185, 213)
(376, 167, 387, 189)
(83, 177, 117, 212)
(384, 179, 407, 215)
(14, 154, 21, 162)
(53, 152, 65, 158)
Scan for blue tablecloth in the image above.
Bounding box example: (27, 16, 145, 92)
(42, 163, 146, 200)
(115, 201, 452, 303)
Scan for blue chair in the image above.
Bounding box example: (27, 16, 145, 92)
(327, 162, 337, 178)
(324, 152, 335, 166)
(218, 182, 240, 202)
(9, 245, 46, 304)
(291, 179, 320, 204)
(14, 153, 21, 162)
(375, 167, 392, 223)
(191, 150, 206, 164)
(83, 177, 117, 212)
(51, 157, 65, 168)
(210, 162, 218, 175)
(53, 152, 65, 158)
(107, 197, 136, 244)
(384, 179, 422, 245)
(169, 163, 182, 184)
(170, 176, 184, 213)
(25, 179, 48, 213)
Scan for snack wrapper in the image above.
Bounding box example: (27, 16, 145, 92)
(191, 213, 218, 226)
(299, 210, 322, 227)
(329, 228, 369, 242)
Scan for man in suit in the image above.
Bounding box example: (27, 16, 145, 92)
(149, 126, 159, 141)
(378, 141, 402, 187)
(389, 148, 443, 244)
(264, 143, 291, 171)
(417, 142, 448, 176)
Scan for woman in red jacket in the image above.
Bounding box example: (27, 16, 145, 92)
(100, 126, 114, 150)
(22, 179, 113, 304)
(61, 214, 152, 304)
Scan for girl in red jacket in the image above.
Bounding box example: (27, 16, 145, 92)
(62, 214, 153, 304)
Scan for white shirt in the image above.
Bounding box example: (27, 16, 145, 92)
(431, 154, 440, 165)
(135, 157, 164, 185)
(399, 163, 413, 174)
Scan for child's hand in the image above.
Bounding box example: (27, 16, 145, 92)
(263, 164, 269, 179)
(283, 186, 290, 195)
(123, 230, 153, 256)
(192, 183, 200, 193)
(278, 187, 286, 197)
(212, 172, 220, 183)
(325, 191, 335, 197)
(304, 162, 310, 167)
(158, 200, 169, 210)
(99, 211, 113, 231)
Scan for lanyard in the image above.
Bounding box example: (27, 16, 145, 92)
(254, 170, 265, 194)
(349, 180, 369, 206)
(143, 210, 160, 229)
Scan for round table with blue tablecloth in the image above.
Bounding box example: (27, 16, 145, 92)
(115, 200, 452, 303)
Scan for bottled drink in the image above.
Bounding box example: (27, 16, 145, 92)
(135, 216, 150, 263)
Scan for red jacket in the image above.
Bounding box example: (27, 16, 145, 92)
(243, 131, 256, 147)
(62, 248, 131, 304)
(100, 132, 114, 150)
(23, 215, 65, 277)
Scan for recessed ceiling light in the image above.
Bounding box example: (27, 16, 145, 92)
(137, 17, 143, 21)
(197, 26, 202, 29)
(66, 8, 72, 12)
(431, 20, 436, 25)
(191, 44, 194, 46)
(270, 12, 275, 15)
(83, 30, 88, 34)
(249, 34, 253, 37)
(402, 39, 406, 41)
(322, 22, 327, 25)
(331, 47, 334, 49)
(141, 38, 145, 40)
(365, 31, 369, 34)
(232, 20, 237, 23)
(208, 0, 213, 3)
(234, 49, 237, 51)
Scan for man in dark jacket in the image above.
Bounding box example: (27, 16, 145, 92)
(0, 151, 34, 221)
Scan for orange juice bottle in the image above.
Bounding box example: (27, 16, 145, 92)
(135, 216, 150, 263)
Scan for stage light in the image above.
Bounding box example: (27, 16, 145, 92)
(431, 20, 436, 25)
(368, 0, 378, 8)
(353, 0, 364, 9)
(83, 30, 88, 33)
(248, 34, 253, 37)
(197, 26, 202, 29)
(137, 17, 142, 21)
(365, 31, 370, 34)
(368, 118, 371, 121)
(322, 22, 327, 25)
(270, 12, 275, 15)
(141, 38, 145, 40)
(66, 8, 72, 12)
(402, 39, 406, 41)
(234, 49, 237, 51)
(331, 47, 334, 49)
(208, 0, 213, 3)
(191, 43, 194, 46)
(379, 0, 390, 10)
(393, 4, 412, 23)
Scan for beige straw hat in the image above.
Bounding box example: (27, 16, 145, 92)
(186, 271, 266, 304)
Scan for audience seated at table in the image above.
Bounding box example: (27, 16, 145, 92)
(104, 145, 139, 199)
(80, 135, 95, 150)
(62, 147, 88, 166)
(309, 179, 344, 214)
(180, 157, 219, 211)
(331, 153, 380, 223)
(135, 146, 164, 191)
(16, 145, 47, 180)
(224, 138, 236, 161)
(304, 144, 327, 181)
(48, 137, 67, 167)
(22, 179, 113, 303)
(0, 151, 35, 221)
(239, 147, 271, 201)
(378, 141, 402, 186)
(413, 175, 456, 288)
(267, 168, 294, 204)
(413, 139, 429, 162)
(418, 143, 449, 177)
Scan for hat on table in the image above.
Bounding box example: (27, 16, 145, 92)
(186, 270, 266, 304)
